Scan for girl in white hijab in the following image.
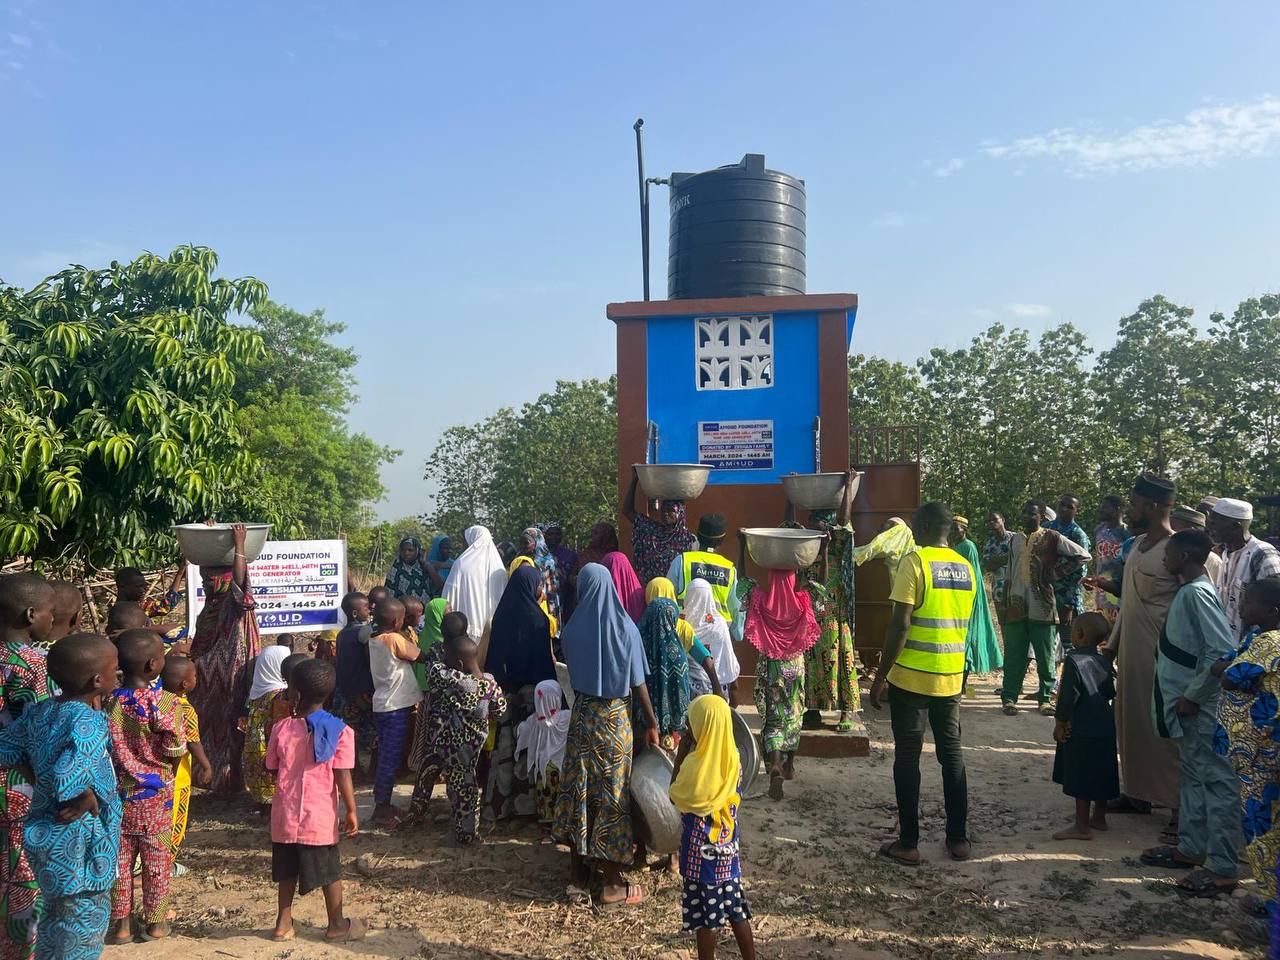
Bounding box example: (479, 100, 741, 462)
(443, 525, 508, 645)
(514, 678, 572, 823)
(684, 578, 739, 694)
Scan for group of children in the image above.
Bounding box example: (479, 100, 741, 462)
(0, 568, 371, 956)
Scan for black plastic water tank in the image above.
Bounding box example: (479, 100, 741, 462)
(667, 153, 805, 299)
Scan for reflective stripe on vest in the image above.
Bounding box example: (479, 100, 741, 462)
(679, 551, 735, 621)
(897, 546, 977, 675)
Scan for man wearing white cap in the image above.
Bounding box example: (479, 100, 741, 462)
(1207, 498, 1280, 642)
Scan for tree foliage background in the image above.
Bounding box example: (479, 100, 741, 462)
(425, 294, 1279, 549)
(0, 247, 397, 570)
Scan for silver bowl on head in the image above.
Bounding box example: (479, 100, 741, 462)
(633, 463, 712, 502)
(741, 527, 825, 571)
(172, 523, 271, 567)
(782, 471, 863, 511)
(630, 746, 682, 855)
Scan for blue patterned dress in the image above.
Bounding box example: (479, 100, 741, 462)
(0, 699, 121, 959)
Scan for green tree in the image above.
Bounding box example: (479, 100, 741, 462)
(847, 354, 926, 463)
(422, 414, 509, 538)
(0, 246, 268, 567)
(234, 300, 398, 536)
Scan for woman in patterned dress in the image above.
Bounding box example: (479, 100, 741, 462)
(1214, 578, 1280, 937)
(745, 569, 820, 801)
(188, 522, 263, 797)
(798, 474, 861, 733)
(552, 564, 660, 907)
(241, 641, 292, 809)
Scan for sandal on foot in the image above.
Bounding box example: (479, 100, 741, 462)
(1001, 703, 1018, 716)
(598, 882, 646, 910)
(1139, 845, 1197, 869)
(1176, 868, 1238, 898)
(836, 712, 855, 733)
(270, 926, 296, 942)
(139, 923, 170, 943)
(768, 775, 785, 801)
(877, 840, 921, 867)
(947, 839, 973, 861)
(325, 917, 367, 942)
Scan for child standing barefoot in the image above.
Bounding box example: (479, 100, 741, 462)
(669, 695, 756, 960)
(267, 658, 364, 943)
(160, 655, 212, 874)
(1051, 612, 1119, 840)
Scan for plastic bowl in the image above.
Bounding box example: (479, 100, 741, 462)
(741, 527, 825, 571)
(633, 463, 712, 502)
(630, 746, 682, 855)
(782, 471, 863, 511)
(172, 523, 271, 567)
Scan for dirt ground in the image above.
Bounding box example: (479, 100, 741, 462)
(122, 675, 1261, 960)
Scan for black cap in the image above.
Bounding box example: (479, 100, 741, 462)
(697, 514, 727, 542)
(1133, 473, 1176, 505)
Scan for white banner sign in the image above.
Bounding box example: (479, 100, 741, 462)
(187, 539, 347, 635)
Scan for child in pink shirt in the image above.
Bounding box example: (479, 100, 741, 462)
(265, 658, 365, 943)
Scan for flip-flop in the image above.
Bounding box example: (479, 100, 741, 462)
(877, 840, 921, 867)
(269, 926, 296, 942)
(138, 923, 170, 943)
(324, 917, 367, 942)
(947, 839, 972, 861)
(598, 882, 646, 910)
(1139, 845, 1197, 869)
(1176, 868, 1238, 898)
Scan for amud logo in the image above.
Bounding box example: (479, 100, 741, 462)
(689, 561, 731, 587)
(930, 562, 974, 591)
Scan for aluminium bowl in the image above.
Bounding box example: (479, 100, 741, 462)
(781, 471, 863, 511)
(633, 463, 712, 502)
(741, 527, 825, 571)
(631, 746, 682, 855)
(172, 523, 271, 567)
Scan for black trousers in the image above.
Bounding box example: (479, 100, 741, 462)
(888, 682, 968, 847)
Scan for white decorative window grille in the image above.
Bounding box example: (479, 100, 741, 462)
(695, 314, 773, 391)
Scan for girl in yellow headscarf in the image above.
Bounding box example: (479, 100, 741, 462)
(668, 694, 756, 957)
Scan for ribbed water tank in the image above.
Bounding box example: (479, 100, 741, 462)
(667, 153, 806, 300)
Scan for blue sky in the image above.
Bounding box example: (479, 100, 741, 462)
(4, 2, 1279, 520)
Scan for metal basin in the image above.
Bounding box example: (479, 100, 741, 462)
(741, 527, 825, 571)
(631, 746, 681, 855)
(172, 523, 271, 566)
(782, 471, 863, 511)
(732, 708, 761, 794)
(633, 463, 712, 502)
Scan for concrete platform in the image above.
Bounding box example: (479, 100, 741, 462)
(736, 704, 871, 759)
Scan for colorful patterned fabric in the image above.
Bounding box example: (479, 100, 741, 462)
(631, 506, 697, 587)
(110, 800, 172, 924)
(401, 662, 505, 842)
(551, 695, 634, 865)
(638, 598, 691, 737)
(679, 801, 742, 885)
(1093, 524, 1126, 620)
(523, 527, 563, 624)
(534, 763, 561, 824)
(681, 877, 751, 932)
(1048, 519, 1092, 614)
(36, 890, 110, 960)
(170, 696, 200, 858)
(333, 690, 375, 753)
(189, 568, 261, 791)
(243, 691, 287, 805)
(755, 654, 805, 754)
(803, 613, 860, 713)
(1216, 628, 1280, 899)
(981, 531, 1015, 616)
(0, 640, 54, 960)
(106, 688, 185, 805)
(372, 705, 413, 806)
(385, 537, 431, 600)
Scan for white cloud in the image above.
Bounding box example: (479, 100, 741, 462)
(933, 157, 965, 178)
(983, 95, 1280, 174)
(1008, 303, 1053, 318)
(8, 32, 31, 47)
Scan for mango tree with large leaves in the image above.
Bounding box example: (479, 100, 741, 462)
(0, 245, 270, 568)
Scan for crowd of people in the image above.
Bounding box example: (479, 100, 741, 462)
(2, 469, 1280, 957)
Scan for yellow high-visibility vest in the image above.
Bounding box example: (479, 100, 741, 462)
(896, 546, 976, 676)
(679, 551, 736, 621)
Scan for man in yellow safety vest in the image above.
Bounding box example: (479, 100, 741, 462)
(666, 514, 744, 643)
(870, 501, 977, 866)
